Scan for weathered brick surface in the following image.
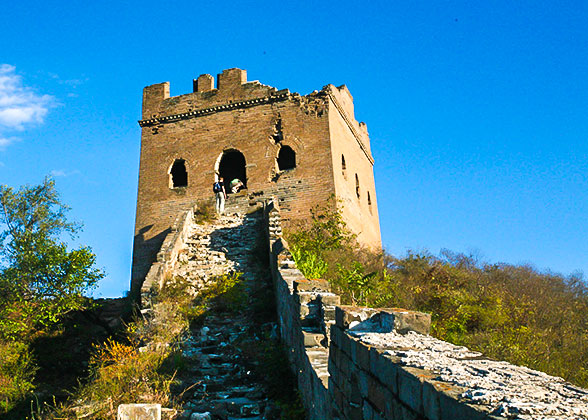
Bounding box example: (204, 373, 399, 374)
(132, 68, 381, 293)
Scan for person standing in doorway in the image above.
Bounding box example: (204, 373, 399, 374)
(213, 177, 227, 214)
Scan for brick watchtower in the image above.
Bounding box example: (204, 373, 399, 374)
(131, 68, 381, 294)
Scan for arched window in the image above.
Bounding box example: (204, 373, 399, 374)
(170, 159, 187, 188)
(218, 150, 247, 193)
(355, 174, 360, 198)
(367, 192, 372, 214)
(341, 154, 347, 179)
(277, 146, 296, 171)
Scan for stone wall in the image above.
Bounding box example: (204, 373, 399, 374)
(137, 206, 194, 301)
(265, 200, 588, 420)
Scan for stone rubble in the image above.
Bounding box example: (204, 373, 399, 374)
(173, 212, 283, 420)
(352, 330, 588, 420)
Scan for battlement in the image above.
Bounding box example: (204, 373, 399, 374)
(141, 67, 284, 120)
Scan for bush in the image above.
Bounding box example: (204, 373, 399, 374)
(194, 200, 216, 224)
(0, 341, 37, 414)
(193, 272, 248, 314)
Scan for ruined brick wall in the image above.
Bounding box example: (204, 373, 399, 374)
(132, 68, 381, 295)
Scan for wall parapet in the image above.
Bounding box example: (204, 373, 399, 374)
(265, 199, 588, 420)
(140, 206, 195, 306)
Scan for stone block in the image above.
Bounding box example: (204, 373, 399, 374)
(330, 378, 346, 413)
(358, 370, 369, 399)
(339, 370, 353, 398)
(438, 386, 493, 420)
(335, 305, 378, 329)
(356, 340, 371, 371)
(341, 332, 355, 357)
(294, 278, 330, 293)
(330, 325, 344, 348)
(423, 380, 444, 420)
(348, 404, 362, 419)
(362, 399, 377, 420)
(322, 306, 337, 321)
(339, 348, 352, 377)
(366, 375, 394, 415)
(397, 366, 425, 414)
(118, 404, 161, 420)
(395, 403, 421, 420)
(297, 291, 320, 305)
(369, 347, 399, 394)
(348, 308, 431, 335)
(319, 294, 341, 306)
(303, 330, 325, 347)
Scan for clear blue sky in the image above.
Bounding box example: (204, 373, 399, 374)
(1, 1, 586, 297)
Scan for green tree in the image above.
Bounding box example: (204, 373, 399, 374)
(0, 177, 103, 339)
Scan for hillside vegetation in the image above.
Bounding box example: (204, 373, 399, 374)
(287, 201, 588, 388)
(0, 178, 104, 417)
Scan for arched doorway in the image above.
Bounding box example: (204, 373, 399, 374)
(169, 159, 188, 188)
(217, 149, 247, 193)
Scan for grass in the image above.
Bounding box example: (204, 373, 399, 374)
(194, 200, 217, 224)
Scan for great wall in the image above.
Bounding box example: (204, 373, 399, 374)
(119, 198, 588, 419)
(119, 69, 588, 419)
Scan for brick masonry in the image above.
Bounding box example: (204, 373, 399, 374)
(131, 68, 381, 295)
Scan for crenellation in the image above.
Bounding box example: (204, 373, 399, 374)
(142, 82, 170, 119)
(217, 67, 247, 90)
(194, 73, 214, 92)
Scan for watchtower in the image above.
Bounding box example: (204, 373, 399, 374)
(131, 68, 381, 294)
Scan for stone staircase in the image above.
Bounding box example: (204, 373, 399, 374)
(173, 211, 283, 420)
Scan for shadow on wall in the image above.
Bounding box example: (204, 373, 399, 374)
(132, 225, 172, 297)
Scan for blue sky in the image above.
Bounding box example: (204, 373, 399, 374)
(1, 1, 586, 297)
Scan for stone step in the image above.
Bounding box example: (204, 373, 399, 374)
(173, 212, 287, 419)
(303, 330, 327, 347)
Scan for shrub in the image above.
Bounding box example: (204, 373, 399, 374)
(290, 248, 327, 279)
(193, 272, 247, 314)
(194, 200, 216, 224)
(0, 341, 37, 414)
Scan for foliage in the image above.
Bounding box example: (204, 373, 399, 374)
(286, 205, 588, 388)
(194, 200, 216, 224)
(0, 178, 104, 416)
(0, 177, 103, 340)
(42, 270, 251, 419)
(333, 261, 379, 306)
(0, 341, 37, 414)
(287, 197, 354, 256)
(290, 247, 327, 279)
(288, 198, 353, 280)
(44, 293, 190, 419)
(192, 272, 248, 316)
